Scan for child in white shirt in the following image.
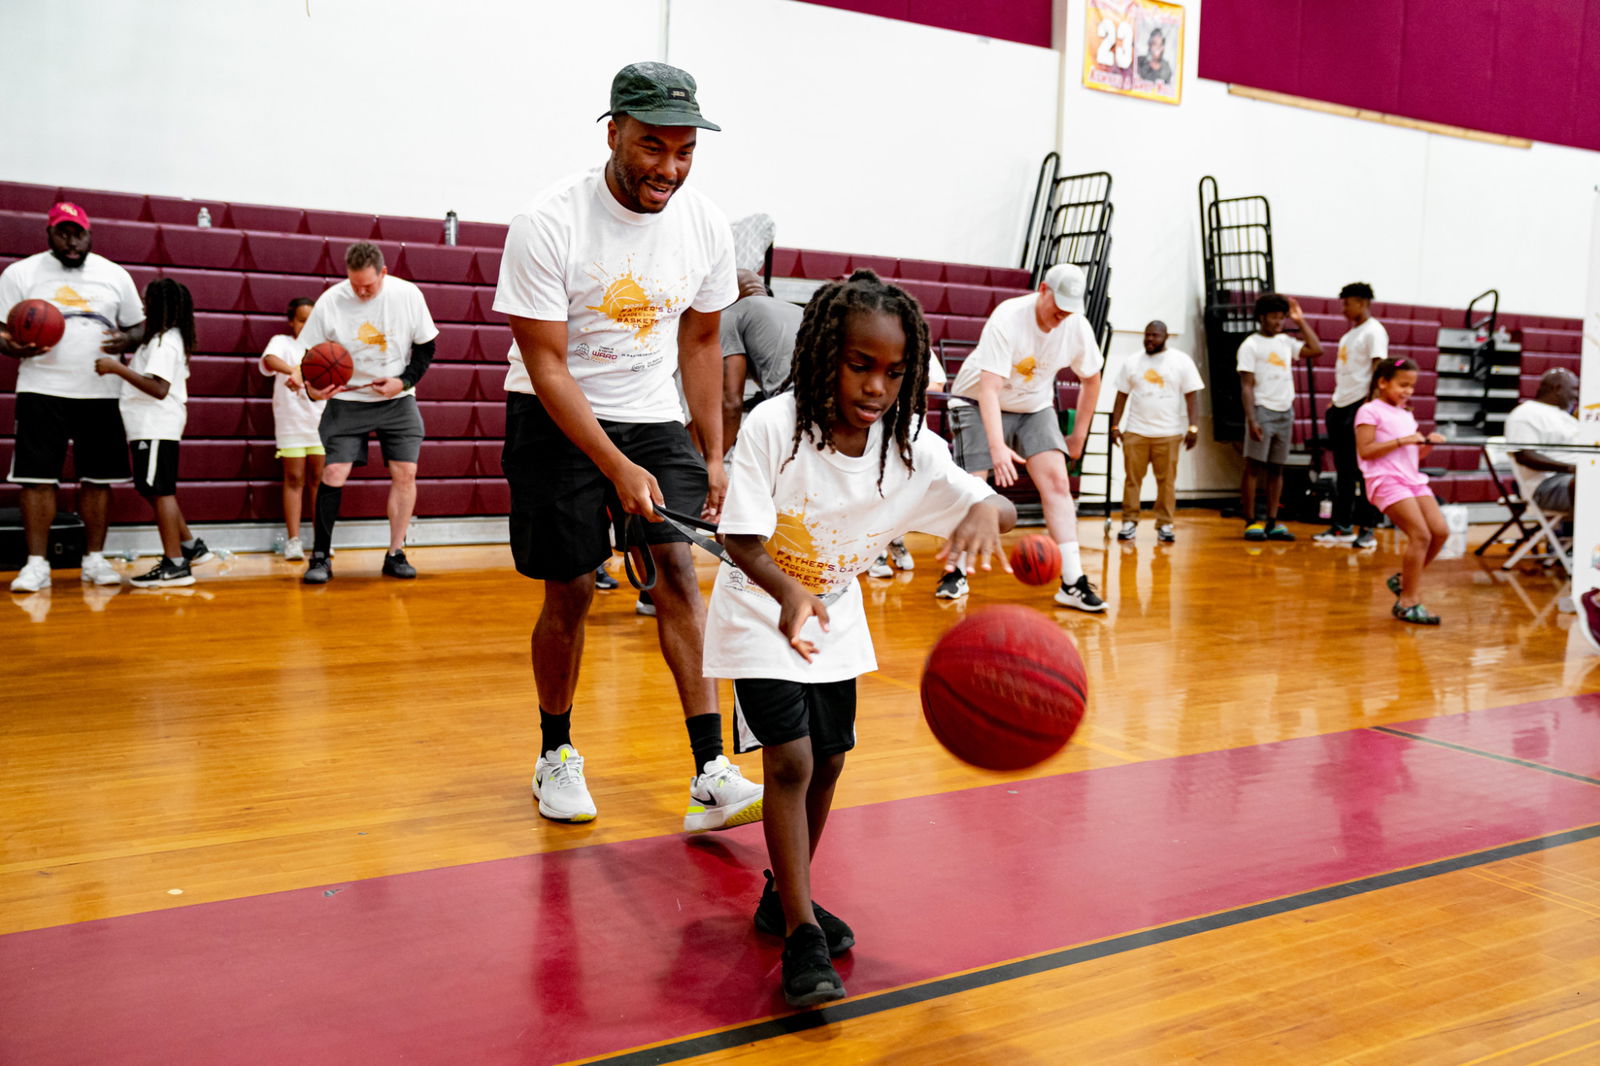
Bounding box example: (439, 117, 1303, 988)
(259, 297, 324, 560)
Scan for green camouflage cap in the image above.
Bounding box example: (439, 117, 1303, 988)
(598, 61, 721, 131)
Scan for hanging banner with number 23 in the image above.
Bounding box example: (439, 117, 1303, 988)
(1083, 0, 1184, 105)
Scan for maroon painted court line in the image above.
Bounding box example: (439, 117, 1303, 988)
(1388, 693, 1600, 781)
(4, 718, 1600, 1065)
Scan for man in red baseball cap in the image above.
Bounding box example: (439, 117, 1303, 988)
(0, 202, 147, 593)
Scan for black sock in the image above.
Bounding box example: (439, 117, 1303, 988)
(313, 484, 342, 557)
(686, 713, 723, 777)
(540, 707, 572, 756)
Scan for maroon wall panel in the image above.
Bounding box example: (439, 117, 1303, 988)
(798, 0, 1053, 48)
(1200, 0, 1600, 151)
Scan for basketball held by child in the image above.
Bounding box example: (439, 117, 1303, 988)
(301, 341, 352, 391)
(920, 605, 1087, 771)
(7, 299, 66, 352)
(1008, 534, 1060, 586)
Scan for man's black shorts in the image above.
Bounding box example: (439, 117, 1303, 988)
(8, 393, 132, 485)
(731, 678, 858, 757)
(501, 393, 708, 581)
(130, 439, 180, 498)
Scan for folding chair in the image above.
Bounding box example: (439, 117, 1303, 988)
(1493, 436, 1572, 573)
(1475, 441, 1536, 557)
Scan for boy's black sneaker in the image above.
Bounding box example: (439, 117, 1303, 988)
(382, 550, 417, 579)
(303, 554, 333, 585)
(182, 538, 216, 565)
(130, 558, 195, 588)
(753, 869, 855, 955)
(1053, 574, 1107, 612)
(594, 564, 619, 590)
(781, 923, 846, 1008)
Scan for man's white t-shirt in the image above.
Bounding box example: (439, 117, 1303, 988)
(948, 295, 1104, 413)
(0, 251, 144, 400)
(119, 328, 188, 441)
(297, 275, 438, 404)
(493, 166, 738, 424)
(705, 392, 994, 686)
(1235, 332, 1304, 413)
(1332, 317, 1389, 408)
(1114, 347, 1204, 438)
(259, 334, 326, 449)
(1503, 399, 1580, 496)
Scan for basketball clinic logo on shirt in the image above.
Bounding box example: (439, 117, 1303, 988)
(766, 508, 875, 595)
(1338, 343, 1349, 364)
(357, 322, 388, 352)
(1267, 350, 1288, 368)
(584, 265, 680, 344)
(53, 285, 92, 313)
(1142, 368, 1166, 388)
(1013, 356, 1039, 381)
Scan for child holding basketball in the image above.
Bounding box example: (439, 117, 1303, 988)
(1355, 357, 1448, 624)
(705, 270, 1016, 1007)
(94, 278, 208, 587)
(259, 297, 324, 561)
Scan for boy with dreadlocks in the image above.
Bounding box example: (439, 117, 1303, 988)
(705, 270, 1016, 1007)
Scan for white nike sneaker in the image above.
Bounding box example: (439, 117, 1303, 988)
(888, 539, 915, 571)
(79, 554, 122, 586)
(283, 536, 305, 561)
(867, 554, 893, 578)
(10, 558, 51, 594)
(532, 745, 597, 823)
(684, 755, 764, 832)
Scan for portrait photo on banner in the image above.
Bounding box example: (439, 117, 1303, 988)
(1083, 0, 1184, 105)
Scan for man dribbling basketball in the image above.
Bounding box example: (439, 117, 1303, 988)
(495, 62, 763, 831)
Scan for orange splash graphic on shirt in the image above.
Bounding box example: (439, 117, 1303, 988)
(357, 322, 388, 352)
(770, 510, 831, 593)
(1014, 356, 1038, 381)
(53, 285, 91, 312)
(1142, 368, 1166, 387)
(1267, 351, 1288, 368)
(586, 274, 659, 341)
(1337, 344, 1348, 364)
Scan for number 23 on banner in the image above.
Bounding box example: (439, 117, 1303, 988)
(1096, 16, 1134, 68)
(1082, 0, 1184, 105)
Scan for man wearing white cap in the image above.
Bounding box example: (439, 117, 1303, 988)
(942, 263, 1106, 611)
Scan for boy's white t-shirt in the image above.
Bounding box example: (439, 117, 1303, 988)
(119, 328, 188, 441)
(948, 295, 1104, 413)
(1332, 317, 1390, 408)
(297, 275, 439, 404)
(493, 166, 738, 424)
(1114, 347, 1204, 437)
(259, 333, 327, 449)
(1235, 332, 1304, 412)
(1503, 399, 1580, 495)
(0, 251, 144, 400)
(705, 392, 995, 685)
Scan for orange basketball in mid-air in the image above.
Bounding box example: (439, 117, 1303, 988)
(301, 342, 352, 391)
(920, 605, 1088, 771)
(1008, 534, 1060, 586)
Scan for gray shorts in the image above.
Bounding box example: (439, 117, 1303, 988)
(1243, 404, 1293, 465)
(319, 395, 425, 466)
(1533, 472, 1574, 516)
(949, 405, 1065, 473)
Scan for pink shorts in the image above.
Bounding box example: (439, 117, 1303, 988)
(1366, 474, 1433, 513)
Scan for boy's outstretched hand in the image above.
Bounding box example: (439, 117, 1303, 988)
(937, 499, 1011, 575)
(778, 587, 830, 663)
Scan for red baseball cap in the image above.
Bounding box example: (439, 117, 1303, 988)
(47, 202, 91, 231)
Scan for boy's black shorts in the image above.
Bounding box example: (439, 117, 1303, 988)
(130, 439, 179, 499)
(731, 677, 857, 757)
(501, 393, 708, 581)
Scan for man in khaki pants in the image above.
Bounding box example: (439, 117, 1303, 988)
(1109, 321, 1203, 543)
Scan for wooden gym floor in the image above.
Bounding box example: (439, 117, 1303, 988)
(2, 514, 1597, 1064)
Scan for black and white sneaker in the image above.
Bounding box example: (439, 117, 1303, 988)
(594, 564, 619, 590)
(754, 869, 854, 956)
(934, 569, 968, 599)
(1054, 574, 1107, 612)
(781, 923, 846, 1008)
(303, 554, 333, 585)
(130, 558, 194, 588)
(1353, 529, 1377, 550)
(382, 550, 417, 579)
(1157, 524, 1176, 543)
(1116, 521, 1137, 541)
(182, 538, 216, 566)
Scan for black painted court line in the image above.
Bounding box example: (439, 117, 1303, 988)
(582, 821, 1600, 1066)
(1371, 725, 1600, 787)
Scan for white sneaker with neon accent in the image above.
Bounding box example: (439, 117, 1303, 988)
(533, 745, 597, 823)
(683, 755, 764, 832)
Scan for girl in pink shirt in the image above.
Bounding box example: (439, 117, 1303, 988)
(1355, 357, 1448, 624)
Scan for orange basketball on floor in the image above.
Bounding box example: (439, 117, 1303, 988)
(7, 299, 65, 351)
(1009, 534, 1060, 586)
(301, 341, 352, 391)
(921, 605, 1087, 771)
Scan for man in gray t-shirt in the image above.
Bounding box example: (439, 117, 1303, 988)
(719, 270, 800, 446)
